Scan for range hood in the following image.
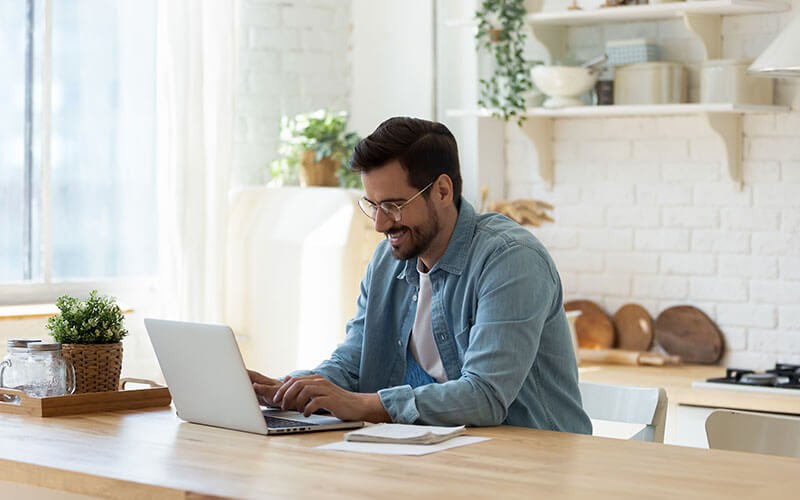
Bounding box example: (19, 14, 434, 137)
(748, 12, 800, 78)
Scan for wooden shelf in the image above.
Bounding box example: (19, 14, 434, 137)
(447, 103, 789, 191)
(526, 0, 788, 25)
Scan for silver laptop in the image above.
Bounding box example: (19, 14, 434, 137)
(144, 318, 364, 435)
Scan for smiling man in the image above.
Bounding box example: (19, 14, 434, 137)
(249, 117, 591, 433)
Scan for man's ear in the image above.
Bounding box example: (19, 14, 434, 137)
(433, 174, 454, 204)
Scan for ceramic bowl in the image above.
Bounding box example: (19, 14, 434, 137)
(531, 65, 598, 108)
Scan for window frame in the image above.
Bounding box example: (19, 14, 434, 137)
(1, 0, 157, 305)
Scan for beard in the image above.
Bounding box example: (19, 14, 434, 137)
(386, 205, 440, 261)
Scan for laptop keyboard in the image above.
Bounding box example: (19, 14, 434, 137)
(264, 415, 320, 428)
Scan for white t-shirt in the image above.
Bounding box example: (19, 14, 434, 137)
(409, 266, 447, 383)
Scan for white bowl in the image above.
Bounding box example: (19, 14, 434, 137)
(531, 66, 598, 108)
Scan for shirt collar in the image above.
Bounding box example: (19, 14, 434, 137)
(396, 198, 477, 281)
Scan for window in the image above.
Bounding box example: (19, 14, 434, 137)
(0, 0, 157, 297)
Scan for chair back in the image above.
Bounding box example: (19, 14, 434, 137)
(579, 381, 668, 443)
(706, 410, 800, 458)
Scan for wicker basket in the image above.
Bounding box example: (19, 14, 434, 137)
(61, 343, 123, 393)
(299, 150, 339, 187)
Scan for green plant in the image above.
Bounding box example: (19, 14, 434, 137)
(269, 109, 362, 188)
(475, 0, 533, 126)
(47, 290, 128, 344)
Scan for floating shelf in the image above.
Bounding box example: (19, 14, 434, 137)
(449, 103, 787, 118)
(445, 1, 790, 193)
(527, 0, 789, 62)
(526, 0, 788, 25)
(447, 104, 790, 191)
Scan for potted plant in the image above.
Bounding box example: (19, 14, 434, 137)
(46, 290, 128, 393)
(269, 109, 362, 188)
(475, 0, 534, 125)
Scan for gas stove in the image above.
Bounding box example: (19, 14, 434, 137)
(692, 363, 800, 394)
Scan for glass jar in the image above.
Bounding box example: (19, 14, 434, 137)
(25, 342, 76, 398)
(0, 338, 41, 401)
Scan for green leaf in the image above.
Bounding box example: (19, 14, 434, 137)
(46, 290, 128, 344)
(474, 0, 531, 126)
(269, 109, 362, 188)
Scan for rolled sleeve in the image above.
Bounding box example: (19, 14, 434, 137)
(377, 385, 420, 423)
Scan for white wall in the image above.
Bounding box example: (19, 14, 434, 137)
(350, 0, 435, 137)
(505, 7, 800, 368)
(234, 0, 353, 185)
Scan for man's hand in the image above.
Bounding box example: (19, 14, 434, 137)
(247, 370, 283, 407)
(273, 374, 390, 423)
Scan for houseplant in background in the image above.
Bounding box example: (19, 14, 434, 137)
(46, 290, 128, 393)
(270, 109, 362, 188)
(475, 0, 533, 125)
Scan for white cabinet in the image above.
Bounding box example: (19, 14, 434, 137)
(665, 403, 714, 448)
(666, 403, 800, 449)
(225, 187, 382, 377)
(443, 0, 791, 191)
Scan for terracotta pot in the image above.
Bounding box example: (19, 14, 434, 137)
(300, 150, 339, 187)
(60, 343, 123, 393)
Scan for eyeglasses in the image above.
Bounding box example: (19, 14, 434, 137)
(358, 182, 434, 223)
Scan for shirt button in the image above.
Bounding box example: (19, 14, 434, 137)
(397, 340, 402, 346)
(412, 294, 417, 302)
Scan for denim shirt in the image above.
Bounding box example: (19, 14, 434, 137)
(295, 199, 591, 434)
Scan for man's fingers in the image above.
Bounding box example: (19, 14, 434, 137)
(294, 385, 318, 413)
(303, 397, 327, 417)
(252, 382, 277, 404)
(247, 369, 273, 385)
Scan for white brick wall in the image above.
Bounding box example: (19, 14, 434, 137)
(234, 0, 352, 185)
(509, 9, 800, 368)
(233, 2, 800, 367)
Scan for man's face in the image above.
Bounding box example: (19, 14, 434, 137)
(361, 160, 440, 261)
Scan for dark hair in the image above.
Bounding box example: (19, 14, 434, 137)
(350, 117, 462, 203)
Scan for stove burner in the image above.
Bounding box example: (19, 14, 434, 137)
(739, 373, 778, 386)
(706, 363, 800, 390)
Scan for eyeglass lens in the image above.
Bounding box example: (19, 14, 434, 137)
(358, 199, 401, 222)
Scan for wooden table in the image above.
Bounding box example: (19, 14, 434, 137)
(1, 408, 799, 499)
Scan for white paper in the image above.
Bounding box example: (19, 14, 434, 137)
(316, 436, 490, 456)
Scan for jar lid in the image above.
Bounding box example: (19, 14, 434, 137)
(28, 342, 62, 351)
(7, 338, 43, 348)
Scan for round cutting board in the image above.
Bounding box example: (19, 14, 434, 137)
(654, 305, 724, 364)
(565, 300, 615, 349)
(613, 304, 653, 351)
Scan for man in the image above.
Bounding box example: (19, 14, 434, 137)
(249, 117, 591, 433)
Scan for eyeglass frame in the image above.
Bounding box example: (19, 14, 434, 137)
(358, 181, 435, 222)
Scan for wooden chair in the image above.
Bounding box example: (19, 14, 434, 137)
(579, 381, 668, 443)
(706, 409, 800, 458)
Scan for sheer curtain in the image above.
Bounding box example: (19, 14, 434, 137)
(155, 1, 237, 322)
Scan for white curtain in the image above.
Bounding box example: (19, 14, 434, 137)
(155, 1, 237, 322)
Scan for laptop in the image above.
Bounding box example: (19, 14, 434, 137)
(144, 318, 364, 435)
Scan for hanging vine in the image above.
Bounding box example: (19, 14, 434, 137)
(475, 0, 533, 126)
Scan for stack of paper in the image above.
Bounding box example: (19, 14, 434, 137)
(344, 423, 466, 445)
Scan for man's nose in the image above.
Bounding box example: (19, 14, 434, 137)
(373, 209, 394, 233)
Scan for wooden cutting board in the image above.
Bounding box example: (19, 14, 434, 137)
(613, 303, 653, 351)
(654, 305, 724, 364)
(565, 300, 614, 349)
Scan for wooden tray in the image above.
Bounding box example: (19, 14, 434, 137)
(0, 378, 171, 417)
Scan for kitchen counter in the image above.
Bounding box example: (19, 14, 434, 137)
(579, 363, 800, 415)
(1, 407, 799, 499)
